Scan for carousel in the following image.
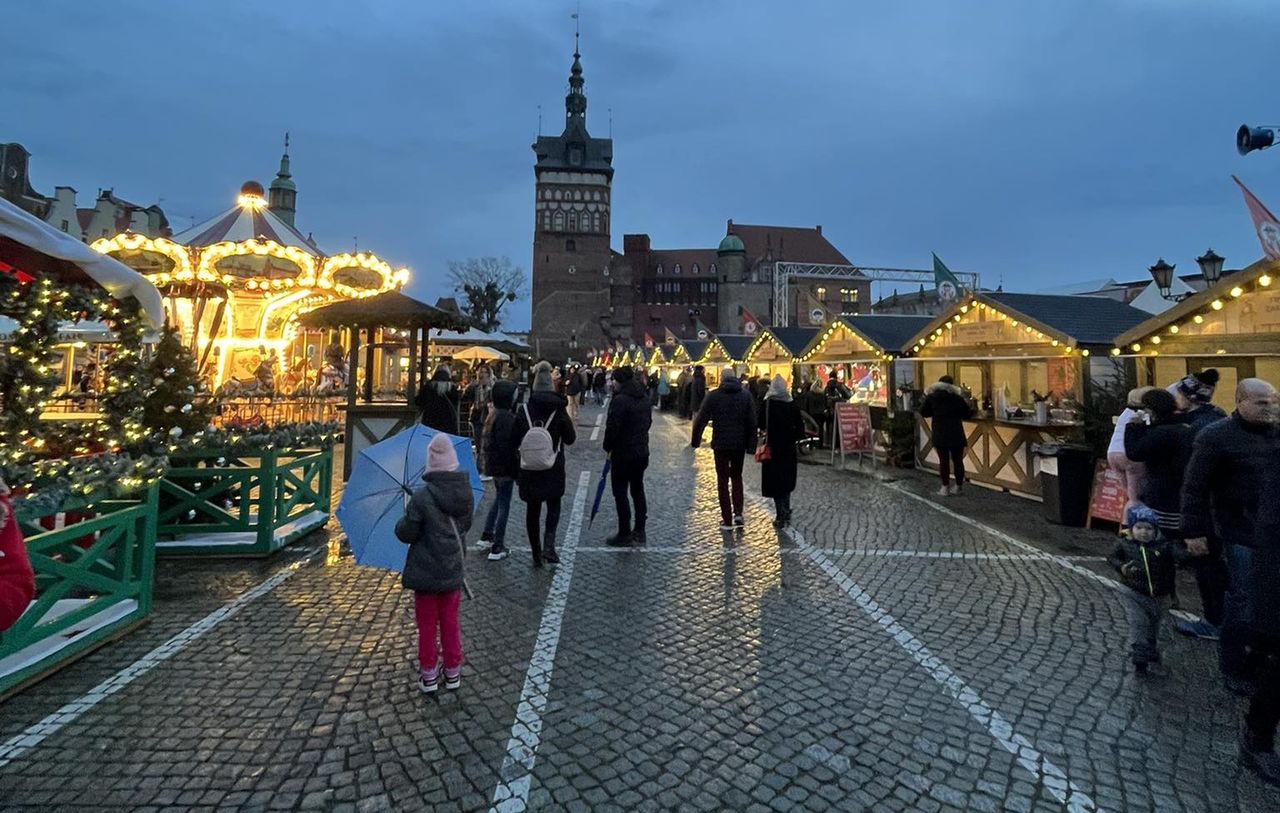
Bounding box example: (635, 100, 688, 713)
(92, 179, 408, 399)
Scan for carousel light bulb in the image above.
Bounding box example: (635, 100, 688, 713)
(1169, 325, 1179, 334)
(1261, 274, 1273, 287)
(1150, 336, 1161, 345)
(1211, 300, 1224, 310)
(1231, 286, 1244, 298)
(1193, 314, 1204, 324)
(1131, 343, 1141, 352)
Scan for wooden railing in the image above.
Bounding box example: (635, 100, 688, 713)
(1, 487, 158, 697)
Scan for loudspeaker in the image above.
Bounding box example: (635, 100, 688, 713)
(1237, 124, 1277, 155)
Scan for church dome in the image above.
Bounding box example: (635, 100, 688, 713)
(717, 234, 745, 254)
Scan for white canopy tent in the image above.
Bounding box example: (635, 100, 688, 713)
(0, 197, 163, 325)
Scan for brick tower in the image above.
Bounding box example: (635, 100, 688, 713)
(530, 36, 615, 363)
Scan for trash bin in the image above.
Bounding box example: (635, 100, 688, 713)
(1032, 443, 1094, 526)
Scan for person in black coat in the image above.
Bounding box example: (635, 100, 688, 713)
(602, 366, 653, 546)
(1124, 388, 1194, 533)
(800, 379, 830, 448)
(511, 362, 577, 567)
(759, 376, 803, 528)
(480, 379, 519, 560)
(919, 376, 973, 496)
(692, 369, 757, 529)
(416, 365, 460, 434)
(690, 366, 708, 415)
(1172, 369, 1228, 435)
(1242, 452, 1280, 785)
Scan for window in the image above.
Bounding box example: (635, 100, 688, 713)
(568, 265, 577, 275)
(816, 286, 827, 299)
(568, 211, 578, 231)
(554, 190, 562, 200)
(592, 212, 600, 232)
(60, 219, 69, 231)
(673, 264, 682, 275)
(566, 239, 576, 252)
(709, 263, 717, 275)
(840, 287, 859, 314)
(543, 212, 551, 231)
(691, 263, 700, 275)
(573, 190, 582, 201)
(656, 264, 663, 275)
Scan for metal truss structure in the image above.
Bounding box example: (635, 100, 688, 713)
(772, 262, 982, 326)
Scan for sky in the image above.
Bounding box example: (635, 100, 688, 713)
(5, 0, 1280, 329)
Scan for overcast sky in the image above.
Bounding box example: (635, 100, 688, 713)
(6, 0, 1279, 328)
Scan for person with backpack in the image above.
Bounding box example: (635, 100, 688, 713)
(603, 366, 652, 546)
(512, 361, 577, 567)
(479, 379, 519, 561)
(692, 368, 758, 530)
(394, 434, 475, 693)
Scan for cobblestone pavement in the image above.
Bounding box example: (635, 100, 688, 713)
(0, 407, 1275, 811)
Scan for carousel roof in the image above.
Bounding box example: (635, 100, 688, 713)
(300, 290, 468, 330)
(171, 182, 320, 254)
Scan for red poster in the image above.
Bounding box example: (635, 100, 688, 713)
(834, 402, 872, 453)
(1087, 460, 1127, 526)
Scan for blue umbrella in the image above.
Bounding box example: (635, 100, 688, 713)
(588, 458, 612, 527)
(336, 424, 484, 573)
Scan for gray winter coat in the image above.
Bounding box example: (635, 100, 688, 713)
(394, 471, 475, 593)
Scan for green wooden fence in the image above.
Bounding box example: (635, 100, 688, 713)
(155, 444, 332, 556)
(0, 486, 158, 697)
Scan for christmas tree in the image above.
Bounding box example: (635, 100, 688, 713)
(142, 326, 214, 440)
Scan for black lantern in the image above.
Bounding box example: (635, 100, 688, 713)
(1196, 248, 1225, 286)
(1148, 259, 1176, 299)
(568, 332, 578, 350)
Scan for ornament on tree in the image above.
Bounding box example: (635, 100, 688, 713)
(169, 427, 183, 438)
(164, 367, 175, 377)
(153, 378, 165, 386)
(142, 326, 214, 442)
(216, 457, 227, 467)
(181, 403, 192, 414)
(186, 509, 197, 521)
(164, 405, 177, 413)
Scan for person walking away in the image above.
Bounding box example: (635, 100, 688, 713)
(1124, 388, 1194, 535)
(465, 366, 495, 480)
(1240, 453, 1280, 785)
(802, 379, 830, 449)
(602, 366, 652, 546)
(1107, 387, 1154, 516)
(1180, 378, 1280, 690)
(512, 361, 577, 567)
(566, 366, 582, 421)
(1108, 506, 1188, 677)
(1172, 369, 1228, 434)
(657, 371, 671, 411)
(0, 477, 35, 633)
(480, 379, 519, 560)
(759, 375, 803, 528)
(646, 369, 659, 408)
(920, 376, 974, 496)
(691, 366, 708, 415)
(394, 434, 475, 693)
(676, 367, 691, 418)
(692, 368, 757, 529)
(592, 368, 607, 406)
(416, 364, 460, 434)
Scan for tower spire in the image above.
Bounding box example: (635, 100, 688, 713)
(268, 131, 298, 226)
(565, 27, 587, 131)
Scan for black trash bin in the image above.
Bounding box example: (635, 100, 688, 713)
(1033, 443, 1094, 526)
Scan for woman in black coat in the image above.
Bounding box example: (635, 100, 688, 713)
(510, 362, 577, 567)
(416, 365, 460, 434)
(919, 376, 973, 496)
(1123, 388, 1193, 533)
(759, 376, 804, 528)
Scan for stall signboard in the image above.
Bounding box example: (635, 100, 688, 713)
(833, 401, 872, 467)
(1086, 460, 1127, 527)
(952, 321, 1007, 345)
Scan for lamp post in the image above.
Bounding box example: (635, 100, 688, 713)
(1148, 250, 1226, 302)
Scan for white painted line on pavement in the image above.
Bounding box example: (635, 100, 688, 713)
(489, 470, 591, 813)
(589, 404, 606, 442)
(786, 523, 1102, 813)
(881, 481, 1123, 594)
(567, 546, 1102, 561)
(0, 559, 307, 769)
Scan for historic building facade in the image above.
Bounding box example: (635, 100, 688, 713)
(530, 43, 631, 362)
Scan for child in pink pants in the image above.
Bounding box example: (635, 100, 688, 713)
(396, 434, 474, 693)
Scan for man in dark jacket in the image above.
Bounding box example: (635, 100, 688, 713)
(1180, 378, 1280, 686)
(690, 366, 708, 416)
(602, 366, 653, 546)
(692, 369, 757, 529)
(416, 365, 460, 434)
(512, 362, 577, 567)
(480, 379, 519, 560)
(1124, 389, 1194, 532)
(920, 376, 973, 496)
(1242, 454, 1280, 785)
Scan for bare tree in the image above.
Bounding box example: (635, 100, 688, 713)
(446, 256, 529, 332)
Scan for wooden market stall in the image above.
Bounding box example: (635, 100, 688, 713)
(905, 292, 1148, 497)
(1113, 257, 1280, 408)
(300, 291, 469, 478)
(743, 327, 819, 385)
(797, 315, 931, 407)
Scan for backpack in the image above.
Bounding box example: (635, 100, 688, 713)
(519, 403, 560, 471)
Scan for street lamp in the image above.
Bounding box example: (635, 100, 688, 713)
(1196, 248, 1225, 287)
(1148, 259, 1177, 300)
(1148, 251, 1227, 302)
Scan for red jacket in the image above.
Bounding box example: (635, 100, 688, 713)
(0, 494, 35, 632)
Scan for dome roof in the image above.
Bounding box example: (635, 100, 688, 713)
(240, 180, 265, 198)
(717, 234, 745, 254)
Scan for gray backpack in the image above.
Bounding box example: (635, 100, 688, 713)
(519, 403, 560, 471)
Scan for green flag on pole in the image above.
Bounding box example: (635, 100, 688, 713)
(932, 253, 962, 303)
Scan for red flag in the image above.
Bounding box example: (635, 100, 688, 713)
(1234, 175, 1280, 260)
(643, 333, 654, 348)
(740, 307, 762, 336)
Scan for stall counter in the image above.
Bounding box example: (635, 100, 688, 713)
(916, 415, 1078, 498)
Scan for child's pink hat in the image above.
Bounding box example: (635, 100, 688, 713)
(426, 434, 459, 473)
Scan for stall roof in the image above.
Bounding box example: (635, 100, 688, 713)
(904, 292, 1150, 349)
(841, 315, 933, 353)
(1, 197, 164, 325)
(682, 339, 709, 362)
(767, 327, 820, 356)
(1114, 257, 1275, 348)
(716, 334, 755, 361)
(300, 290, 469, 330)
